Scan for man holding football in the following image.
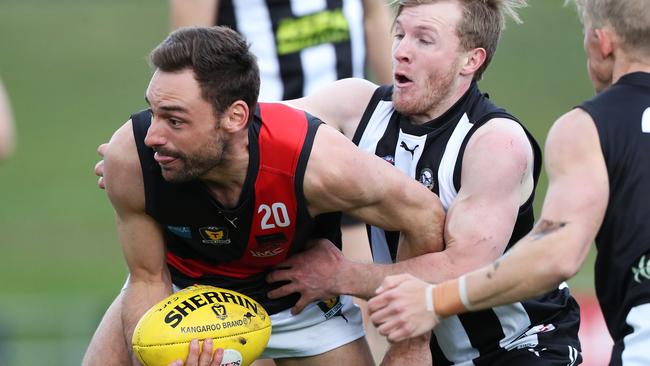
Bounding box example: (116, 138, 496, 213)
(84, 26, 444, 366)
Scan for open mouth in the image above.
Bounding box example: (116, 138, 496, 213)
(394, 73, 413, 85)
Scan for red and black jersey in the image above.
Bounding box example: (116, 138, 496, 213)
(131, 103, 341, 314)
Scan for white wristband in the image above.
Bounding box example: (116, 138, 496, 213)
(458, 275, 474, 311)
(425, 284, 440, 321)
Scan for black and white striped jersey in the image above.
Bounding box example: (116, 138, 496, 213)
(354, 83, 582, 365)
(579, 72, 650, 365)
(217, 0, 366, 101)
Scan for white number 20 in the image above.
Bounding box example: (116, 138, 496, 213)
(258, 203, 290, 229)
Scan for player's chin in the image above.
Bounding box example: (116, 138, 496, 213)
(392, 95, 421, 116)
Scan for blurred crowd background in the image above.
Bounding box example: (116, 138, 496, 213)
(0, 0, 605, 365)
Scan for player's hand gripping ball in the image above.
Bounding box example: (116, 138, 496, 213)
(132, 285, 271, 366)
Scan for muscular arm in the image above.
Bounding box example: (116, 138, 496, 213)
(368, 109, 608, 341)
(464, 109, 608, 308)
(344, 119, 535, 296)
(169, 0, 218, 29)
(362, 0, 393, 84)
(104, 121, 173, 365)
(268, 118, 533, 305)
(268, 123, 445, 308)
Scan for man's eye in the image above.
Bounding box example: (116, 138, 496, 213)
(169, 118, 182, 127)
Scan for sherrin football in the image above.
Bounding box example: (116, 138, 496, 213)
(132, 285, 272, 366)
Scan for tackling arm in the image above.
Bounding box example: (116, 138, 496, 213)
(368, 109, 609, 341)
(464, 109, 608, 309)
(104, 121, 173, 365)
(267, 123, 445, 307)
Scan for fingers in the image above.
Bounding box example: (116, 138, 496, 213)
(367, 290, 393, 314)
(375, 273, 412, 294)
(266, 282, 297, 299)
(185, 339, 201, 365)
(210, 348, 224, 366)
(97, 143, 108, 157)
(290, 296, 311, 315)
(265, 267, 291, 285)
(94, 159, 106, 189)
(199, 338, 213, 366)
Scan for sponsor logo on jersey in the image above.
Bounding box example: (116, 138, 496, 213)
(632, 255, 650, 283)
(399, 141, 419, 158)
(199, 227, 231, 245)
(419, 168, 435, 191)
(317, 296, 347, 322)
(250, 247, 285, 258)
(167, 225, 192, 239)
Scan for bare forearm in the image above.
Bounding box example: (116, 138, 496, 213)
(466, 237, 577, 311)
(121, 281, 171, 365)
(340, 251, 462, 299)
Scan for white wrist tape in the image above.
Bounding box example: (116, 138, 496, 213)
(458, 275, 474, 311)
(425, 284, 440, 321)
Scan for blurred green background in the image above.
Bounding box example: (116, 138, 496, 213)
(0, 0, 594, 365)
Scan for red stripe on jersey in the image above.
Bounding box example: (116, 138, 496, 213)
(167, 103, 309, 279)
(245, 103, 306, 266)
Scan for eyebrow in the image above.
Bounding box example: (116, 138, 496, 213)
(395, 19, 439, 34)
(144, 94, 190, 114)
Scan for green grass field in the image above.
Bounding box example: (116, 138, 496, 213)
(0, 1, 596, 364)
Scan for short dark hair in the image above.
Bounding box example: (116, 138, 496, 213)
(150, 26, 260, 118)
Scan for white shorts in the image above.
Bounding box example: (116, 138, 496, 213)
(167, 284, 365, 359)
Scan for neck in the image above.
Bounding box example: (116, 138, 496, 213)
(202, 129, 249, 208)
(611, 50, 650, 85)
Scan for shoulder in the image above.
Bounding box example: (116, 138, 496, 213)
(104, 119, 145, 213)
(466, 118, 533, 162)
(545, 108, 599, 159)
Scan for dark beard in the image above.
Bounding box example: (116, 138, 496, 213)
(158, 138, 226, 183)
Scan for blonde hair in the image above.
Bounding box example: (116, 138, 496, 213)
(392, 0, 528, 80)
(570, 0, 650, 58)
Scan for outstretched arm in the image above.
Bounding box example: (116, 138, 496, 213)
(268, 122, 445, 312)
(368, 108, 609, 341)
(104, 121, 173, 364)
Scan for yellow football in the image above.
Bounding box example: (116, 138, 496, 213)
(132, 285, 272, 366)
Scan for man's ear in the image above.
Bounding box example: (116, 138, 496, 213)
(594, 28, 614, 59)
(460, 47, 487, 76)
(221, 100, 249, 132)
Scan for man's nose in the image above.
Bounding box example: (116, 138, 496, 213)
(393, 37, 412, 63)
(144, 118, 166, 147)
